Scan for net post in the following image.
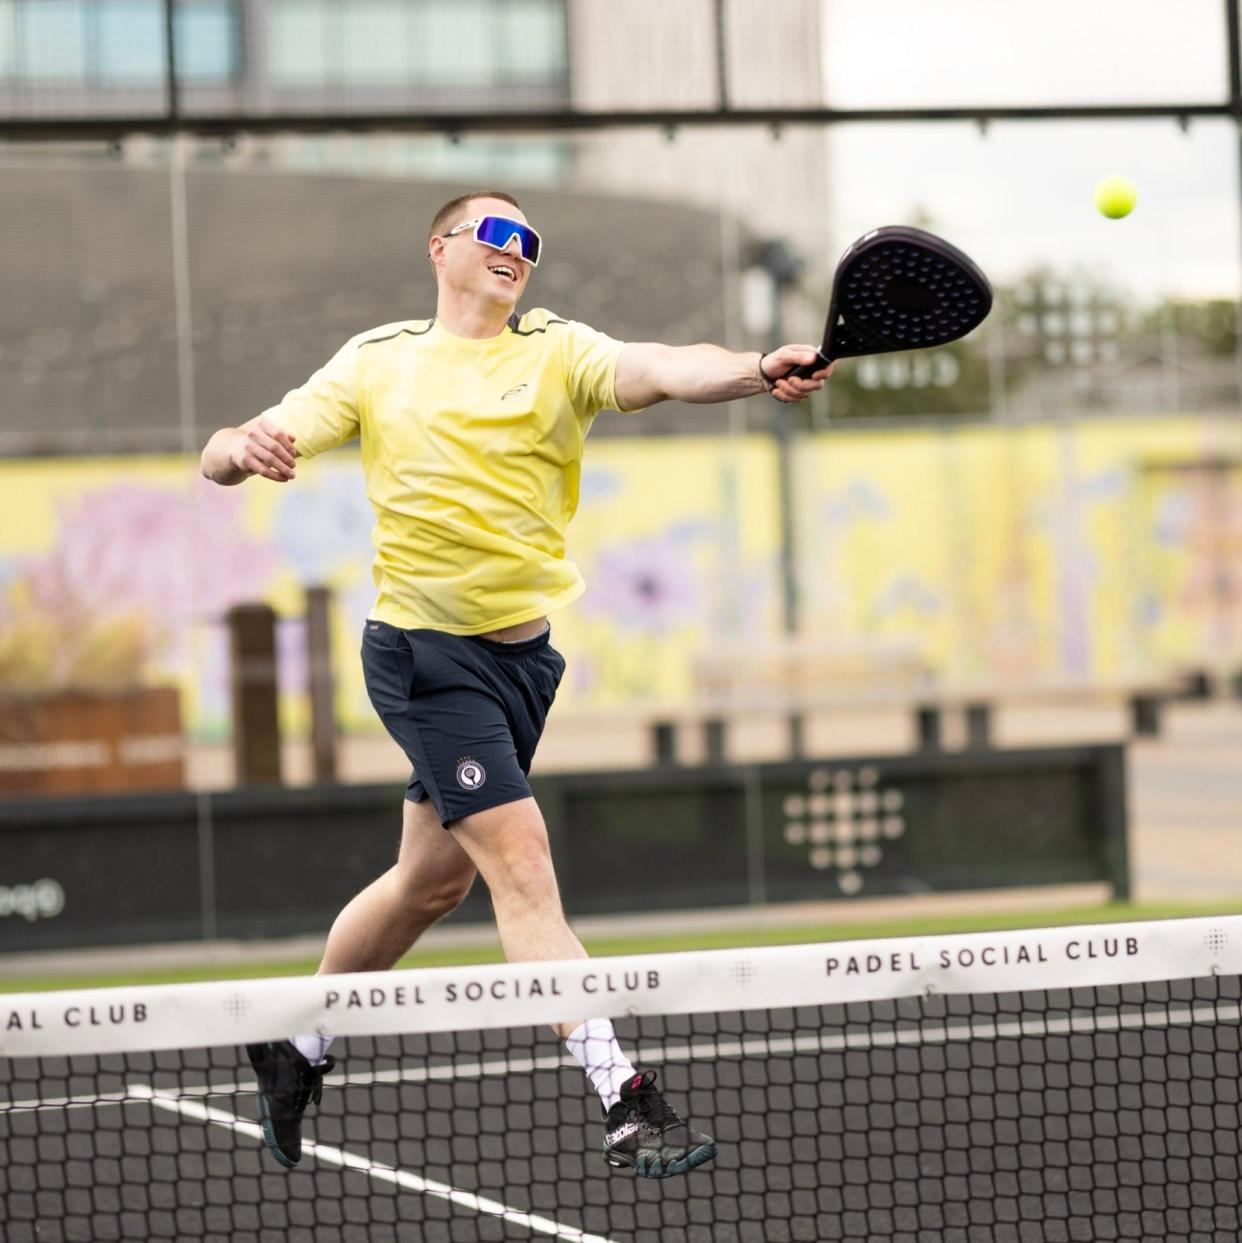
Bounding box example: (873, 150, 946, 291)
(742, 763, 767, 905)
(195, 790, 218, 940)
(1098, 743, 1131, 901)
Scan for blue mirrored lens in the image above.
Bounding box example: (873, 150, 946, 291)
(474, 216, 541, 265)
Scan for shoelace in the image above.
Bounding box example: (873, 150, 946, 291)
(631, 1080, 682, 1133)
(293, 1056, 334, 1113)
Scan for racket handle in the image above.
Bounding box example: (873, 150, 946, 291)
(786, 351, 828, 381)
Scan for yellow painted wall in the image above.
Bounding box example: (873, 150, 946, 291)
(1, 413, 1239, 738)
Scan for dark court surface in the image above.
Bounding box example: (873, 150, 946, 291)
(4, 982, 1242, 1243)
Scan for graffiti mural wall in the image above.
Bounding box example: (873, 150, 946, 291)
(1, 414, 1239, 742)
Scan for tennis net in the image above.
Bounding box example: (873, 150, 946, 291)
(3, 916, 1241, 1242)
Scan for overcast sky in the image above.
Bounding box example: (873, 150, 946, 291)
(820, 0, 1238, 302)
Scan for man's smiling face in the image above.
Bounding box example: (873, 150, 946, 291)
(435, 196, 536, 311)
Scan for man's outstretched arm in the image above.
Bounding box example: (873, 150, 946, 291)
(201, 414, 298, 486)
(613, 342, 831, 412)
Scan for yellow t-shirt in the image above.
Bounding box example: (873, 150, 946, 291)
(264, 309, 629, 634)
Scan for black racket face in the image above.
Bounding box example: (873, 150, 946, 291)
(822, 226, 992, 362)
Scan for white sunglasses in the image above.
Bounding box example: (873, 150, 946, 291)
(443, 215, 542, 267)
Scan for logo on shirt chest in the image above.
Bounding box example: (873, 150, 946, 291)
(500, 383, 529, 402)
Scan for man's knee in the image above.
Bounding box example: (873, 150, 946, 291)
(452, 800, 561, 907)
(421, 871, 475, 920)
(390, 854, 475, 921)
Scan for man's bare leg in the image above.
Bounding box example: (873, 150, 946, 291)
(318, 798, 477, 975)
(449, 796, 587, 1038)
(450, 796, 716, 1174)
(253, 799, 478, 1164)
(450, 796, 636, 1100)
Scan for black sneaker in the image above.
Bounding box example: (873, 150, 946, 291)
(245, 1040, 334, 1168)
(602, 1070, 717, 1179)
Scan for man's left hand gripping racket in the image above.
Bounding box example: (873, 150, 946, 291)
(786, 225, 992, 380)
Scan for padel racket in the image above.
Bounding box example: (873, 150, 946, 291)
(789, 225, 991, 378)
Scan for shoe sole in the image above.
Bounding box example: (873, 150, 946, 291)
(605, 1140, 718, 1179)
(255, 1091, 299, 1169)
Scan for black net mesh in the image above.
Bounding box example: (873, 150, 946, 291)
(4, 966, 1242, 1242)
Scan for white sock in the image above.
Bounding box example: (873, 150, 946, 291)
(291, 1033, 334, 1066)
(565, 1018, 637, 1112)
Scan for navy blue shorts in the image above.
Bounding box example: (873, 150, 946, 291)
(360, 620, 565, 826)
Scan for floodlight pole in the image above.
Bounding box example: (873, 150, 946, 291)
(163, 0, 179, 122)
(714, 0, 729, 111)
(753, 240, 805, 638)
(1228, 0, 1241, 114)
(1227, 0, 1242, 410)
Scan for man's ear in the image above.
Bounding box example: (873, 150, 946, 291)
(427, 234, 446, 275)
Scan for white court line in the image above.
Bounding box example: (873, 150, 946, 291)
(11, 998, 1240, 1112)
(128, 1084, 619, 1243)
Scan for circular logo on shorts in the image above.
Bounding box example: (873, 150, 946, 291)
(456, 757, 486, 790)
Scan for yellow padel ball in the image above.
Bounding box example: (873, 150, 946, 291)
(1094, 176, 1137, 220)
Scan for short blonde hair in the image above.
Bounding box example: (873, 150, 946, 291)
(427, 190, 523, 248)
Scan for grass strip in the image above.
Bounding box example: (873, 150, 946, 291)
(5, 898, 1242, 994)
